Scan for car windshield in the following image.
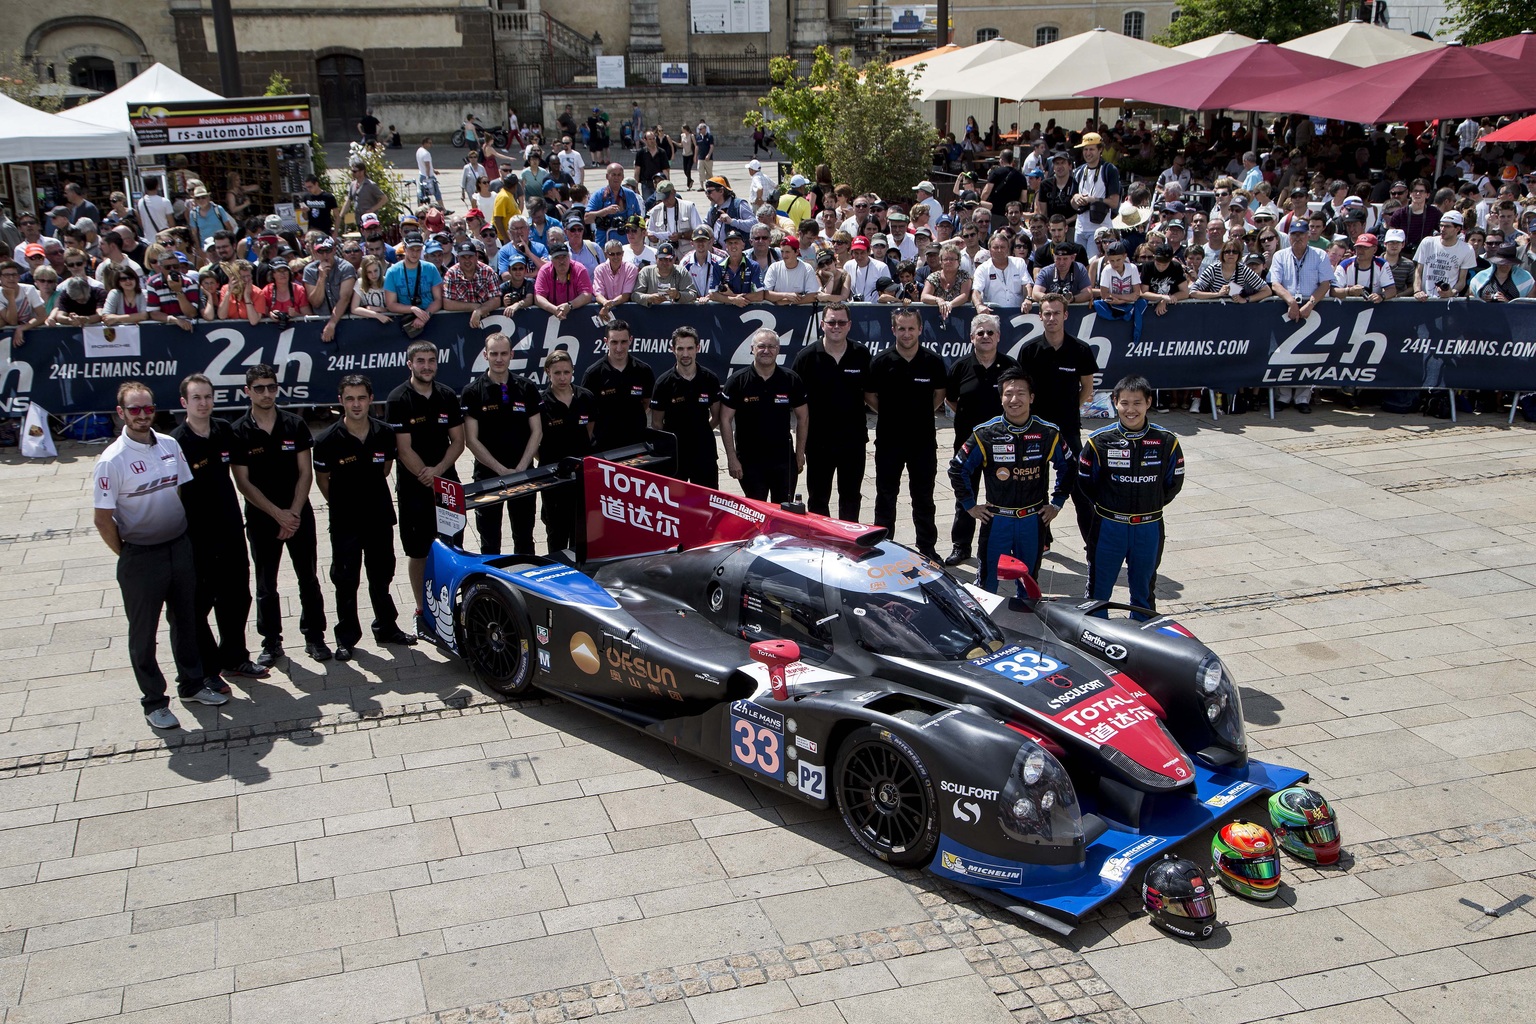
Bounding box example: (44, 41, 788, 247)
(830, 547, 1005, 661)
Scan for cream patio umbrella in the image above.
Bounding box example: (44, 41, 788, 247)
(1277, 19, 1442, 66)
(1173, 31, 1259, 57)
(938, 27, 1195, 104)
(910, 37, 1032, 102)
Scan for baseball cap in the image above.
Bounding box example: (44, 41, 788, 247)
(479, 222, 498, 236)
(790, 174, 810, 188)
(1076, 132, 1104, 148)
(1441, 210, 1464, 226)
(780, 236, 800, 250)
(692, 226, 713, 241)
(746, 159, 761, 171)
(505, 254, 528, 268)
(1287, 220, 1309, 233)
(1255, 204, 1281, 220)
(870, 233, 889, 247)
(725, 230, 748, 244)
(705, 176, 730, 191)
(423, 241, 443, 255)
(851, 235, 870, 251)
(1228, 197, 1247, 209)
(548, 242, 571, 257)
(1501, 165, 1519, 180)
(311, 237, 335, 252)
(399, 213, 420, 226)
(48, 206, 70, 219)
(655, 242, 676, 257)
(1164, 200, 1186, 215)
(22, 243, 44, 258)
(201, 235, 217, 250)
(1331, 234, 1351, 246)
(815, 248, 835, 266)
(913, 226, 933, 238)
(465, 208, 486, 221)
(1355, 233, 1378, 247)
(403, 231, 425, 248)
(1026, 167, 1045, 178)
(454, 241, 479, 256)
(913, 180, 936, 193)
(655, 180, 676, 196)
(1153, 242, 1174, 259)
(1050, 151, 1071, 164)
(1341, 196, 1364, 209)
(888, 209, 910, 223)
(1290, 187, 1310, 198)
(360, 213, 381, 229)
(265, 214, 283, 231)
(1383, 228, 1407, 243)
(543, 179, 562, 192)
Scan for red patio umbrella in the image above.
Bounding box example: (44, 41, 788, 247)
(1076, 41, 1352, 110)
(1475, 30, 1536, 62)
(1227, 43, 1536, 122)
(1478, 112, 1536, 144)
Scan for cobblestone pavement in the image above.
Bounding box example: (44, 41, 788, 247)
(2, 402, 1535, 1024)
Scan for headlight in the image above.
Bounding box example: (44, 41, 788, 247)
(1199, 657, 1223, 694)
(999, 740, 1083, 854)
(1021, 749, 1047, 785)
(1196, 655, 1246, 757)
(1012, 797, 1034, 818)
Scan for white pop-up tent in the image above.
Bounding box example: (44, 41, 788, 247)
(0, 93, 132, 163)
(59, 63, 221, 138)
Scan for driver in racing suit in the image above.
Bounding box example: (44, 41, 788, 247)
(948, 368, 1075, 597)
(1077, 374, 1184, 619)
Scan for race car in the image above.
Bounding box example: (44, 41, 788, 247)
(420, 433, 1306, 933)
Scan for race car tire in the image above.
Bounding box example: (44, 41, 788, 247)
(834, 725, 940, 869)
(458, 580, 536, 697)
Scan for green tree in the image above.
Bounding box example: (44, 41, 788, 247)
(746, 47, 934, 202)
(1153, 0, 1336, 46)
(264, 69, 293, 97)
(0, 49, 65, 112)
(1443, 0, 1536, 44)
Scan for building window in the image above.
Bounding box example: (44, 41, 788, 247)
(1035, 25, 1059, 46)
(1123, 11, 1146, 38)
(1170, 9, 1182, 21)
(975, 27, 1000, 43)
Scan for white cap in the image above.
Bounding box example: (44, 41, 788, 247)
(1383, 228, 1407, 243)
(1441, 210, 1464, 226)
(746, 159, 762, 171)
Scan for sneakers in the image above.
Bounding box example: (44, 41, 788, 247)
(225, 660, 271, 679)
(205, 677, 232, 695)
(183, 686, 230, 706)
(374, 627, 419, 646)
(334, 646, 354, 662)
(305, 640, 334, 662)
(256, 645, 283, 667)
(146, 707, 181, 730)
(1296, 402, 1313, 414)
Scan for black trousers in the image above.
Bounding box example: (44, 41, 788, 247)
(805, 442, 866, 521)
(330, 524, 399, 647)
(247, 503, 327, 647)
(118, 533, 204, 710)
(682, 154, 695, 185)
(950, 435, 982, 553)
(189, 523, 251, 674)
(873, 435, 938, 552)
(741, 458, 795, 504)
(473, 464, 535, 554)
(542, 486, 578, 554)
(675, 438, 720, 489)
(1041, 430, 1094, 549)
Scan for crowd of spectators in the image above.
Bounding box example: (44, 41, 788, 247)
(6, 111, 1531, 354)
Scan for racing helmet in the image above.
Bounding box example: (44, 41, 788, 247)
(1268, 786, 1341, 864)
(1142, 854, 1217, 939)
(1211, 819, 1281, 900)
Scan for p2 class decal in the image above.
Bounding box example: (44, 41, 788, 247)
(796, 761, 826, 798)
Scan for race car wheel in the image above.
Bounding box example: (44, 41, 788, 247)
(459, 581, 535, 697)
(834, 726, 939, 868)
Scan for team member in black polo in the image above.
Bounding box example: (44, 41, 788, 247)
(173, 372, 265, 684)
(865, 307, 947, 559)
(943, 314, 1017, 565)
(230, 363, 330, 664)
(582, 319, 654, 452)
(538, 348, 595, 551)
(387, 341, 466, 625)
(314, 374, 415, 660)
(720, 328, 809, 503)
(790, 301, 871, 521)
(650, 325, 722, 486)
(1015, 291, 1099, 544)
(462, 332, 543, 553)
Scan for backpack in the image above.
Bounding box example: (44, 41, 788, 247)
(1378, 390, 1420, 414)
(1422, 390, 1466, 419)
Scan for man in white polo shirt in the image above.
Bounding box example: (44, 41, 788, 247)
(93, 380, 229, 730)
(971, 231, 1032, 315)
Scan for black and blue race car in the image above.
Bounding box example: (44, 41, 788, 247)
(419, 433, 1306, 933)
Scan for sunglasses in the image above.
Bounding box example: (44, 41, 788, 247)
(26, 253, 44, 261)
(247, 383, 280, 393)
(122, 405, 155, 415)
(973, 329, 997, 336)
(66, 261, 86, 268)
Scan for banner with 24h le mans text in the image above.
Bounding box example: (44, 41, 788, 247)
(4, 298, 1536, 417)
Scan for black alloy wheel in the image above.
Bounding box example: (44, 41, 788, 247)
(834, 726, 939, 868)
(458, 581, 534, 696)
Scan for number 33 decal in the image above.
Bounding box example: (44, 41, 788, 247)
(991, 649, 1063, 684)
(732, 718, 784, 781)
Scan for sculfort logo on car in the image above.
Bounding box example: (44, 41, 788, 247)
(940, 781, 1000, 800)
(1045, 679, 1109, 710)
(939, 850, 1023, 885)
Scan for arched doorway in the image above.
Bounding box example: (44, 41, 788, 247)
(70, 55, 118, 93)
(317, 55, 366, 141)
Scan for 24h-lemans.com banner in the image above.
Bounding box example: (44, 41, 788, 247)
(3, 299, 1535, 417)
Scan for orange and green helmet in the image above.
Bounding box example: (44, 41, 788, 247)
(1211, 819, 1281, 900)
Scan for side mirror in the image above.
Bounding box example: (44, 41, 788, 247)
(995, 555, 1042, 601)
(749, 639, 801, 701)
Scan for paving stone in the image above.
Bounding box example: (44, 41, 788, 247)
(74, 798, 237, 856)
(125, 845, 296, 910)
(452, 796, 614, 856)
(1085, 940, 1236, 1007)
(228, 961, 425, 1024)
(3, 987, 124, 1024)
(761, 879, 928, 945)
(214, 892, 398, 967)
(1340, 881, 1536, 956)
(556, 839, 726, 904)
(417, 932, 610, 1010)
(594, 902, 780, 975)
(1386, 964, 1536, 1024)
(23, 920, 217, 1001)
(686, 980, 797, 1024)
(295, 819, 460, 881)
(834, 975, 1013, 1024)
(0, 871, 128, 933)
(393, 864, 567, 934)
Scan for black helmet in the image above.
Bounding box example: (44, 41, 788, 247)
(1142, 854, 1217, 939)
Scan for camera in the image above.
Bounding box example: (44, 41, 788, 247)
(272, 310, 291, 325)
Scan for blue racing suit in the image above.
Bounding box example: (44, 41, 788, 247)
(948, 414, 1075, 596)
(1078, 419, 1184, 619)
